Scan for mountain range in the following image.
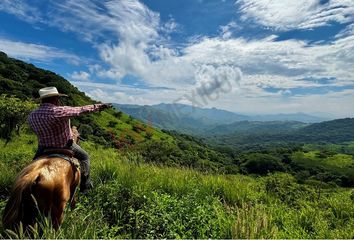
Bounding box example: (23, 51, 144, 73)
(115, 103, 328, 135)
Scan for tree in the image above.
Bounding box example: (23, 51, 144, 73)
(0, 95, 36, 142)
(241, 153, 284, 175)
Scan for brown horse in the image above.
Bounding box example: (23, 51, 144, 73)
(2, 126, 81, 231)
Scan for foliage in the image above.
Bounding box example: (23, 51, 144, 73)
(134, 132, 236, 174)
(241, 153, 284, 175)
(0, 95, 36, 142)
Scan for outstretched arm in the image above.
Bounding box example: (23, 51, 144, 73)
(54, 103, 112, 118)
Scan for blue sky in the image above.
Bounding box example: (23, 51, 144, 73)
(0, 0, 353, 118)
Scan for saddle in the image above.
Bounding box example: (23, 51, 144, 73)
(37, 148, 80, 170)
(43, 148, 74, 158)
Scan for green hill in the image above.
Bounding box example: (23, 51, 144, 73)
(0, 51, 171, 146)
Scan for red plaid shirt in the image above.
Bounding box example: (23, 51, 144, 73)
(28, 103, 103, 147)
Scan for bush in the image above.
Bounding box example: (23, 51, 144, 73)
(264, 173, 314, 205)
(113, 111, 122, 119)
(241, 153, 284, 175)
(0, 95, 36, 141)
(145, 132, 153, 140)
(107, 121, 117, 128)
(78, 124, 93, 139)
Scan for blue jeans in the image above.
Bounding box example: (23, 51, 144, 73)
(33, 143, 90, 178)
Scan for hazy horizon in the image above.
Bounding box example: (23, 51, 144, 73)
(115, 102, 338, 120)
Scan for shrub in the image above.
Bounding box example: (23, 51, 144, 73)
(145, 132, 153, 139)
(107, 121, 117, 128)
(78, 124, 93, 139)
(113, 111, 123, 119)
(241, 153, 284, 175)
(0, 95, 36, 142)
(264, 173, 314, 205)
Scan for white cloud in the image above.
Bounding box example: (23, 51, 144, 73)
(0, 0, 43, 24)
(73, 81, 182, 105)
(47, 0, 161, 44)
(183, 34, 354, 86)
(219, 21, 239, 39)
(0, 38, 80, 64)
(69, 71, 90, 81)
(236, 0, 354, 30)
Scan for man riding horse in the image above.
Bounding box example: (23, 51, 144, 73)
(28, 86, 112, 193)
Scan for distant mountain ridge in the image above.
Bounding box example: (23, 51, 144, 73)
(115, 103, 328, 135)
(247, 112, 327, 123)
(206, 120, 309, 136)
(208, 118, 354, 151)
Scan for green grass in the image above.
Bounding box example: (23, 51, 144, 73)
(91, 109, 172, 143)
(293, 150, 354, 185)
(0, 134, 354, 238)
(325, 154, 354, 168)
(303, 151, 354, 168)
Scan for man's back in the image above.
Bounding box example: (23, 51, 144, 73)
(29, 103, 72, 148)
(29, 103, 102, 147)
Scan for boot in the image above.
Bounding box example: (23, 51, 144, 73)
(80, 174, 94, 194)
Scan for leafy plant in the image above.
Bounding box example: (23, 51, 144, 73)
(0, 95, 36, 142)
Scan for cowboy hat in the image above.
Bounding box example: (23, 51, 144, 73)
(38, 87, 68, 99)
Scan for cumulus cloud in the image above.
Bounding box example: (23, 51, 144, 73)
(183, 34, 354, 87)
(236, 0, 354, 30)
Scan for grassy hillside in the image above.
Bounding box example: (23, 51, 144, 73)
(0, 133, 353, 238)
(0, 51, 172, 146)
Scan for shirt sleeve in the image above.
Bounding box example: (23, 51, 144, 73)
(53, 104, 103, 118)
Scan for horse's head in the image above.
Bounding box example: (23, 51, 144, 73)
(72, 126, 80, 144)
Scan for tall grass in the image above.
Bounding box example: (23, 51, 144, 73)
(0, 135, 353, 238)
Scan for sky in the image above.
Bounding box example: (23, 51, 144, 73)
(0, 0, 353, 118)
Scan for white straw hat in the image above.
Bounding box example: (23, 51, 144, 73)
(38, 87, 68, 99)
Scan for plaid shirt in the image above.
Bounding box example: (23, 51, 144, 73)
(28, 103, 103, 147)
